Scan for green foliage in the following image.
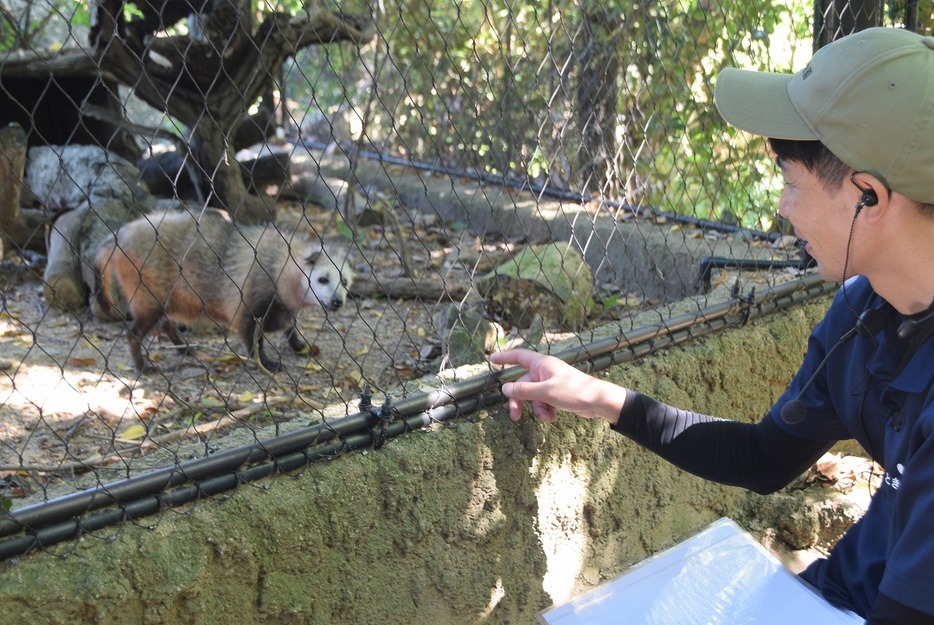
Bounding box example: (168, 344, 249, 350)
(601, 293, 621, 311)
(185, 412, 204, 428)
(0, 0, 89, 51)
(644, 0, 814, 229)
(284, 0, 831, 230)
(122, 3, 144, 22)
(905, 1, 934, 32)
(336, 220, 355, 240)
(6, 0, 921, 232)
(0, 19, 13, 51)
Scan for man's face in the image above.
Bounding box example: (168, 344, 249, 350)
(777, 160, 856, 282)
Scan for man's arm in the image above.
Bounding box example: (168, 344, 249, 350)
(611, 391, 833, 495)
(868, 592, 934, 624)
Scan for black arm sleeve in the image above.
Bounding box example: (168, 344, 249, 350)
(868, 593, 934, 625)
(610, 391, 833, 495)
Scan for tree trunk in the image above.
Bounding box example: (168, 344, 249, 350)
(0, 122, 34, 254)
(814, 0, 883, 49)
(575, 3, 622, 198)
(89, 0, 369, 223)
(190, 114, 273, 223)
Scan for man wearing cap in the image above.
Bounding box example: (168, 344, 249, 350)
(492, 27, 934, 624)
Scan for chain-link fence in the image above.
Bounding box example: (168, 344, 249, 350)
(0, 0, 927, 558)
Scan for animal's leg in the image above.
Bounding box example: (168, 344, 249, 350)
(240, 316, 282, 372)
(286, 322, 311, 354)
(127, 312, 163, 373)
(161, 320, 192, 355)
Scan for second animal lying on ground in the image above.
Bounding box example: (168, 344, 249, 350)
(92, 208, 354, 374)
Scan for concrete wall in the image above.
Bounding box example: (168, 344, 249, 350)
(0, 297, 831, 625)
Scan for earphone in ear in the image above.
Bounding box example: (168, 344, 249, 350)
(851, 174, 879, 213)
(860, 190, 879, 208)
(854, 189, 878, 214)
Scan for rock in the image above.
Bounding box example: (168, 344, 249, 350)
(433, 304, 505, 367)
(480, 243, 593, 329)
(27, 144, 152, 212)
(44, 205, 90, 309)
(137, 149, 201, 199)
(236, 144, 290, 192)
(28, 145, 154, 310)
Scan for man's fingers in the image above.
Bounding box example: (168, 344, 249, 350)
(494, 350, 561, 422)
(507, 397, 524, 422)
(490, 348, 542, 369)
(501, 380, 544, 402)
(532, 400, 557, 422)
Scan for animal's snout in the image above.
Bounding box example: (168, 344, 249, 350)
(328, 297, 344, 311)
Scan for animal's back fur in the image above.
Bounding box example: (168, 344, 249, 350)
(104, 211, 297, 322)
(94, 208, 351, 372)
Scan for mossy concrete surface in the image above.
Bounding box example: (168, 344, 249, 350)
(0, 297, 831, 624)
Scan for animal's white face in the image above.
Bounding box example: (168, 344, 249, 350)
(304, 249, 354, 311)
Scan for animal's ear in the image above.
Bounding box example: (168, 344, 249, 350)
(305, 250, 322, 265)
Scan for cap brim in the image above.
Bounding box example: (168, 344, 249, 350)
(714, 67, 817, 140)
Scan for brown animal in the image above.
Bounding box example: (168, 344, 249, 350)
(93, 208, 353, 373)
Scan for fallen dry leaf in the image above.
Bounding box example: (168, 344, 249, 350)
(118, 424, 147, 441)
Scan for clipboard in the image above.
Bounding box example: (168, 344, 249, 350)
(538, 517, 862, 625)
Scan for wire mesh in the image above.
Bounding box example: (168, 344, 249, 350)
(0, 0, 927, 557)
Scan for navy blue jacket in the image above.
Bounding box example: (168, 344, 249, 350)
(772, 277, 934, 618)
(613, 276, 934, 622)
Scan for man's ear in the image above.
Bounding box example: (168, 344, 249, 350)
(851, 173, 889, 220)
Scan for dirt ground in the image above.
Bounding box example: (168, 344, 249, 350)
(0, 189, 875, 579)
(0, 190, 656, 501)
(0, 198, 477, 494)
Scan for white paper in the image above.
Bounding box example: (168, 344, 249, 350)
(538, 518, 863, 625)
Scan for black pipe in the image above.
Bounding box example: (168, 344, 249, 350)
(583, 274, 835, 372)
(0, 411, 378, 538)
(0, 392, 503, 560)
(0, 378, 494, 540)
(0, 274, 834, 559)
(698, 252, 814, 292)
(301, 140, 780, 243)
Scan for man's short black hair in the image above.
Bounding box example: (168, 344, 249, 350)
(767, 138, 852, 191)
(769, 138, 934, 218)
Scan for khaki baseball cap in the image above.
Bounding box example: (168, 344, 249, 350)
(715, 27, 934, 204)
